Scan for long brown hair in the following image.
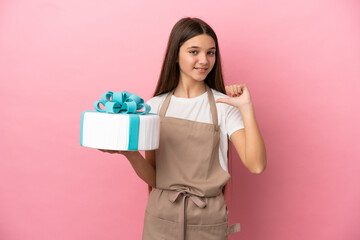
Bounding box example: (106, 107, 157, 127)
(153, 17, 226, 96)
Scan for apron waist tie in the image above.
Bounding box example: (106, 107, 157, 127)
(227, 223, 241, 235)
(168, 190, 206, 240)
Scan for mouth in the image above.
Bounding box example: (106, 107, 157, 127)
(194, 67, 208, 72)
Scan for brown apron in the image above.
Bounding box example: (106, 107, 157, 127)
(142, 85, 241, 240)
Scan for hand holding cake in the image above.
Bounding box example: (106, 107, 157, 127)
(98, 149, 138, 158)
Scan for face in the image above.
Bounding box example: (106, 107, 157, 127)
(177, 34, 216, 83)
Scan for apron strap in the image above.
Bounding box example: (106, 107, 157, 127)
(205, 85, 219, 128)
(159, 89, 174, 117)
(227, 223, 241, 236)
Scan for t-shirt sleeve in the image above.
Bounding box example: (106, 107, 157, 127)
(225, 105, 245, 139)
(146, 95, 166, 114)
(146, 98, 158, 114)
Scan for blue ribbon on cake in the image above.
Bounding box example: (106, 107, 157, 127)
(93, 91, 151, 115)
(91, 91, 152, 150)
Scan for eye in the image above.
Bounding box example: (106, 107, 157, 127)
(189, 50, 198, 55)
(207, 51, 216, 55)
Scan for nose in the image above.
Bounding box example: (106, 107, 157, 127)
(198, 52, 209, 65)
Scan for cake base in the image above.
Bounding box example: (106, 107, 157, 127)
(80, 111, 160, 151)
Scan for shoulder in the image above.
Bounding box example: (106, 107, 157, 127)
(146, 93, 168, 114)
(211, 88, 243, 119)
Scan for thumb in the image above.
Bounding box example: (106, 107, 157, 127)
(215, 98, 229, 104)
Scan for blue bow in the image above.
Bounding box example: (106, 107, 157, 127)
(93, 91, 151, 115)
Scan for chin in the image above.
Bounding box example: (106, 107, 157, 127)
(192, 76, 208, 82)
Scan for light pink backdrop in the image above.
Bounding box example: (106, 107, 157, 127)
(1, 0, 359, 239)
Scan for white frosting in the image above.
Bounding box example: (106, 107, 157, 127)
(81, 112, 160, 151)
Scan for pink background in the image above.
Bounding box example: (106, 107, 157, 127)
(1, 0, 359, 239)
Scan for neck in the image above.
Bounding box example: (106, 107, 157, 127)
(174, 77, 206, 98)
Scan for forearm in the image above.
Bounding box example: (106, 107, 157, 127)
(123, 151, 156, 187)
(239, 103, 267, 173)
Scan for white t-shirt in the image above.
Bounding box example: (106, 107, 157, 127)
(146, 88, 244, 172)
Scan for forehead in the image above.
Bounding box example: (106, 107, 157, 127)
(182, 34, 216, 48)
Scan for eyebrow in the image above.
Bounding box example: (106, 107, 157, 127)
(186, 46, 216, 50)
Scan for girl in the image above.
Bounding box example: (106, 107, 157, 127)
(101, 17, 266, 240)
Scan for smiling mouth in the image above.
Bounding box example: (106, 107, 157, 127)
(194, 67, 208, 70)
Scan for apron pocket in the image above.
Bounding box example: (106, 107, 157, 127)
(143, 211, 178, 240)
(186, 221, 229, 240)
(143, 211, 229, 240)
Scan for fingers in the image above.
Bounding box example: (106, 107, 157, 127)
(98, 149, 122, 154)
(225, 84, 247, 97)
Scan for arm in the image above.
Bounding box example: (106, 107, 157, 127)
(216, 84, 267, 174)
(230, 103, 267, 174)
(145, 150, 156, 194)
(99, 149, 156, 188)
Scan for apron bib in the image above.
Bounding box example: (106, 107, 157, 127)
(142, 85, 240, 240)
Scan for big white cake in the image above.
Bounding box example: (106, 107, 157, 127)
(80, 111, 160, 151)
